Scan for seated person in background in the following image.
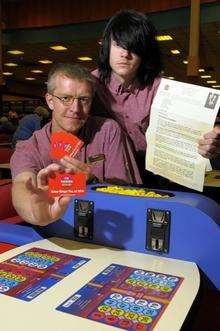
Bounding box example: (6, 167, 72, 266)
(0, 113, 17, 137)
(11, 63, 141, 226)
(8, 110, 19, 130)
(0, 115, 9, 125)
(0, 115, 13, 143)
(12, 106, 50, 146)
(8, 110, 19, 120)
(0, 115, 11, 134)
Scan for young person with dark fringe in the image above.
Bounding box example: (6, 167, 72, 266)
(92, 9, 220, 186)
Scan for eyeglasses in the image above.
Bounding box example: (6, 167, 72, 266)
(52, 94, 92, 106)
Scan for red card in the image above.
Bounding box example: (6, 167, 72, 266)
(49, 172, 86, 197)
(51, 131, 84, 160)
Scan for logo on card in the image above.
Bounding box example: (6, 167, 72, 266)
(60, 176, 73, 187)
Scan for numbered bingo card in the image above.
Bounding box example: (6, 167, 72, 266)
(0, 247, 89, 301)
(57, 263, 184, 331)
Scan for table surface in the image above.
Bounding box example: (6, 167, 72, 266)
(0, 163, 10, 169)
(0, 237, 200, 331)
(204, 170, 220, 187)
(0, 142, 12, 147)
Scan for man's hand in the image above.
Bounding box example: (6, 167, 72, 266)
(26, 158, 94, 224)
(12, 158, 94, 226)
(198, 124, 220, 159)
(60, 156, 94, 182)
(26, 163, 72, 226)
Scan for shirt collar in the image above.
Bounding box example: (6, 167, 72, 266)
(108, 72, 139, 96)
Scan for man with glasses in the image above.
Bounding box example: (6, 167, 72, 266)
(10, 63, 141, 226)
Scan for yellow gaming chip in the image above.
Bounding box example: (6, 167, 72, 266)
(95, 186, 170, 198)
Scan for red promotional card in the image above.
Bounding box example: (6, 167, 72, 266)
(48, 172, 86, 197)
(51, 131, 84, 160)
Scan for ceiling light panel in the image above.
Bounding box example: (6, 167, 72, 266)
(171, 50, 180, 54)
(77, 56, 92, 61)
(7, 50, 24, 55)
(50, 45, 67, 51)
(4, 62, 18, 67)
(38, 60, 53, 64)
(31, 70, 43, 73)
(3, 72, 13, 75)
(156, 35, 173, 41)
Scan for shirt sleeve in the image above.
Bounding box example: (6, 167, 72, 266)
(10, 139, 43, 179)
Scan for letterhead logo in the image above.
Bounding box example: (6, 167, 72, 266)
(205, 92, 219, 110)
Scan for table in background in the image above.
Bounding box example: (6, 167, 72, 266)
(0, 163, 11, 179)
(204, 170, 220, 204)
(204, 170, 220, 188)
(0, 163, 10, 169)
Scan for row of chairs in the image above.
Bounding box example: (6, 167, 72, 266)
(0, 146, 22, 225)
(0, 146, 14, 163)
(0, 181, 22, 224)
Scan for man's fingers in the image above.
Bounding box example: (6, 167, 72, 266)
(48, 196, 72, 222)
(60, 156, 91, 173)
(199, 138, 219, 147)
(58, 196, 72, 207)
(26, 177, 46, 195)
(203, 131, 219, 140)
(37, 163, 62, 187)
(202, 125, 220, 140)
(198, 124, 220, 159)
(198, 148, 215, 159)
(198, 142, 220, 158)
(26, 177, 37, 193)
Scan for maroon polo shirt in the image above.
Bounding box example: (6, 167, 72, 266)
(10, 116, 142, 185)
(92, 70, 161, 153)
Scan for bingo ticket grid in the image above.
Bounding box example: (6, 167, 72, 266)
(57, 263, 184, 331)
(0, 247, 89, 301)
